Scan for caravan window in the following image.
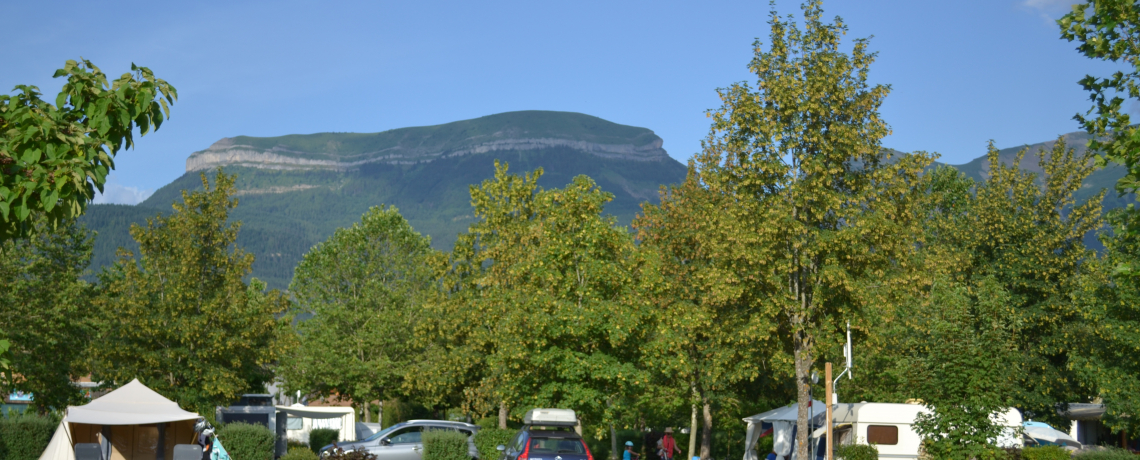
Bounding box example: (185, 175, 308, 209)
(866, 425, 898, 445)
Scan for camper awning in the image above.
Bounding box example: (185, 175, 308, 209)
(743, 400, 827, 423)
(275, 404, 355, 419)
(67, 379, 199, 425)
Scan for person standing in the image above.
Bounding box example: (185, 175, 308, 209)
(661, 428, 682, 460)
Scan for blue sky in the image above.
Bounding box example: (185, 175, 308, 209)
(2, 0, 1118, 204)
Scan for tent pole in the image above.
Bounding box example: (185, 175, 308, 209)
(825, 363, 833, 460)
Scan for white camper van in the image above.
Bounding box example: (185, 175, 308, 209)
(744, 402, 1023, 460)
(826, 403, 1023, 460)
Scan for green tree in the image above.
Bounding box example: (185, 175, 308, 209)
(279, 205, 435, 423)
(689, 2, 932, 458)
(0, 59, 176, 239)
(907, 277, 1020, 460)
(1070, 210, 1140, 435)
(1060, 1, 1140, 197)
(415, 161, 655, 434)
(0, 218, 94, 411)
(90, 170, 287, 413)
(635, 171, 786, 460)
(853, 139, 1103, 426)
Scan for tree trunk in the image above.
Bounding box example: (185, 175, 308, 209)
(794, 328, 814, 460)
(499, 401, 509, 429)
(611, 424, 619, 460)
(687, 402, 698, 460)
(700, 398, 713, 460)
(364, 400, 371, 423)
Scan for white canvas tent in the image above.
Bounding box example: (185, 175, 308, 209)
(276, 404, 356, 444)
(742, 400, 827, 460)
(40, 379, 200, 460)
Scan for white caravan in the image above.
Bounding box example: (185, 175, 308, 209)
(743, 402, 1023, 460)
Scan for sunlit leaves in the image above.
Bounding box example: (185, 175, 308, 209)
(89, 170, 286, 414)
(0, 59, 176, 240)
(279, 205, 436, 411)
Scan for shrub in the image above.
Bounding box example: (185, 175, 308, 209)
(836, 444, 879, 460)
(1023, 446, 1070, 460)
(0, 413, 60, 460)
(1072, 448, 1133, 460)
(283, 446, 321, 460)
(425, 429, 472, 460)
(310, 428, 341, 454)
(217, 421, 276, 460)
(1004, 447, 1023, 460)
(475, 428, 516, 460)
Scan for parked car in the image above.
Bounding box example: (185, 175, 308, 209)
(498, 409, 594, 460)
(320, 419, 481, 460)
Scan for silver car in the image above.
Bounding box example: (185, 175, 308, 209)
(320, 420, 481, 460)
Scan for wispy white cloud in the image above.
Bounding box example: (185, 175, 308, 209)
(92, 173, 153, 205)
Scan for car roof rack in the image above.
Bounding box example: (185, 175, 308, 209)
(523, 409, 578, 426)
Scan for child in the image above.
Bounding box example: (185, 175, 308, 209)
(624, 441, 640, 460)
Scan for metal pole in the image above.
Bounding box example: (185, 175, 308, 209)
(826, 363, 833, 460)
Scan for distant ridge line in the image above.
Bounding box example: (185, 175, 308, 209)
(186, 137, 669, 172)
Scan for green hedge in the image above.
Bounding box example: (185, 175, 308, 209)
(425, 429, 472, 460)
(218, 421, 276, 460)
(1072, 448, 1133, 460)
(283, 446, 321, 460)
(475, 428, 515, 460)
(836, 444, 879, 460)
(310, 428, 341, 453)
(0, 413, 59, 460)
(1023, 446, 1070, 460)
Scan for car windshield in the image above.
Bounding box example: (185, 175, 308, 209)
(529, 438, 586, 454)
(365, 424, 403, 442)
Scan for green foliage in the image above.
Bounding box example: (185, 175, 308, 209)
(1022, 446, 1071, 460)
(1071, 206, 1140, 434)
(659, 0, 933, 457)
(414, 161, 656, 428)
(908, 278, 1020, 460)
(835, 444, 878, 460)
(1060, 1, 1140, 197)
(0, 413, 62, 460)
(1071, 448, 1133, 460)
(309, 428, 340, 453)
(283, 446, 320, 460)
(0, 218, 93, 410)
(278, 205, 434, 414)
(0, 59, 176, 240)
(90, 170, 290, 415)
(382, 399, 432, 428)
(217, 422, 276, 460)
(424, 429, 471, 460)
(474, 428, 515, 460)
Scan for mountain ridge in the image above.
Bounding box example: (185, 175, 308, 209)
(80, 112, 1132, 290)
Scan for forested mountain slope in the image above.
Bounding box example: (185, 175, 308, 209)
(81, 111, 689, 289)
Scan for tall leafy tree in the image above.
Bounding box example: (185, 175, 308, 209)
(853, 140, 1104, 427)
(0, 218, 94, 411)
(91, 170, 287, 413)
(278, 205, 435, 423)
(0, 59, 176, 240)
(906, 278, 1020, 460)
(635, 171, 786, 460)
(689, 2, 931, 458)
(415, 161, 655, 433)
